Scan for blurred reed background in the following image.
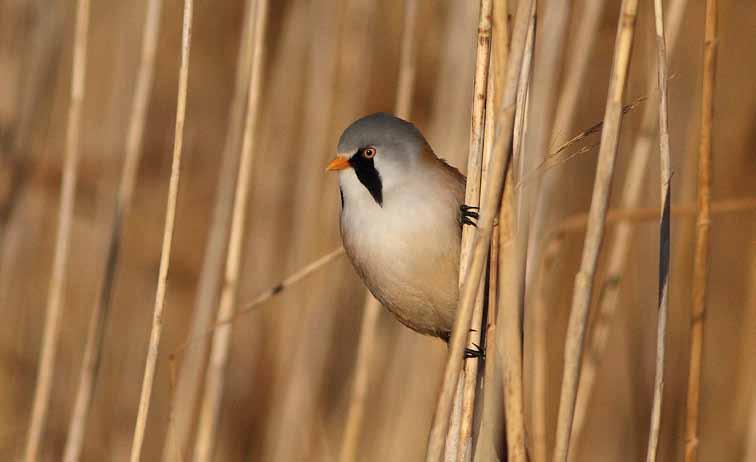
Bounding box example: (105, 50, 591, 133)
(0, 0, 754, 461)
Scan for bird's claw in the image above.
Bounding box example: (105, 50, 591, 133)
(460, 204, 479, 227)
(464, 343, 485, 360)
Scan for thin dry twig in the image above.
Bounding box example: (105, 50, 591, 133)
(63, 1, 163, 460)
(129, 0, 193, 460)
(645, 0, 672, 459)
(192, 0, 268, 460)
(233, 248, 345, 319)
(685, 0, 717, 460)
(519, 95, 648, 190)
(425, 0, 533, 459)
(552, 1, 639, 461)
(23, 0, 91, 459)
(162, 0, 257, 457)
(339, 1, 419, 460)
(171, 247, 346, 359)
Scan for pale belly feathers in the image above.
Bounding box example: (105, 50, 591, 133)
(339, 170, 463, 338)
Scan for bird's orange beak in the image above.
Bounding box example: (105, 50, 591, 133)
(326, 156, 350, 172)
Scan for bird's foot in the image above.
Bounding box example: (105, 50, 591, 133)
(464, 342, 485, 360)
(460, 204, 479, 227)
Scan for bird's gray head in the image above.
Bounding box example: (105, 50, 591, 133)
(327, 113, 430, 206)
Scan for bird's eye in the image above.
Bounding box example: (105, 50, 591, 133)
(363, 147, 376, 158)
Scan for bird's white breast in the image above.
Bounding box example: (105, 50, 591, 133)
(338, 167, 463, 337)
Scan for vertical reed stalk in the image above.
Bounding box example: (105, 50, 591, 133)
(23, 0, 91, 459)
(521, 0, 571, 284)
(516, 0, 573, 458)
(745, 246, 756, 461)
(457, 277, 485, 462)
(338, 2, 418, 460)
(338, 297, 381, 462)
(129, 0, 193, 459)
(192, 0, 268, 460)
(645, 0, 672, 459)
(258, 14, 343, 453)
(451, 0, 492, 459)
(549, 0, 607, 144)
(264, 0, 376, 458)
(531, 233, 563, 461)
(63, 1, 163, 460)
(473, 213, 504, 462)
(446, 375, 465, 461)
(512, 10, 534, 195)
(748, 396, 756, 461)
(570, 0, 688, 451)
(425, 0, 534, 459)
(685, 0, 717, 460)
(394, 0, 418, 120)
(552, 1, 639, 461)
(526, 0, 597, 365)
(162, 0, 257, 457)
(458, 39, 502, 460)
(472, 1, 509, 458)
(498, 6, 534, 462)
(458, 0, 492, 286)
(495, 2, 536, 462)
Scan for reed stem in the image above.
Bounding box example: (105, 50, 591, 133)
(452, 0, 493, 459)
(645, 0, 673, 459)
(569, 0, 688, 450)
(192, 0, 268, 459)
(162, 0, 257, 457)
(684, 0, 717, 460)
(425, 0, 534, 459)
(24, 0, 91, 459)
(129, 0, 193, 459)
(552, 1, 639, 460)
(63, 1, 163, 460)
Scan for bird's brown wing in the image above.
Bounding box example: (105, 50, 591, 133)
(421, 142, 466, 188)
(436, 157, 466, 188)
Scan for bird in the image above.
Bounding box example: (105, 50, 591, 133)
(326, 112, 479, 344)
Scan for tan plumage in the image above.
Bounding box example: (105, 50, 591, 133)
(328, 113, 467, 340)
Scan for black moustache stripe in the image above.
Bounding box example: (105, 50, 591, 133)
(349, 150, 383, 206)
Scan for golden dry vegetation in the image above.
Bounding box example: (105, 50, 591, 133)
(0, 0, 754, 461)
